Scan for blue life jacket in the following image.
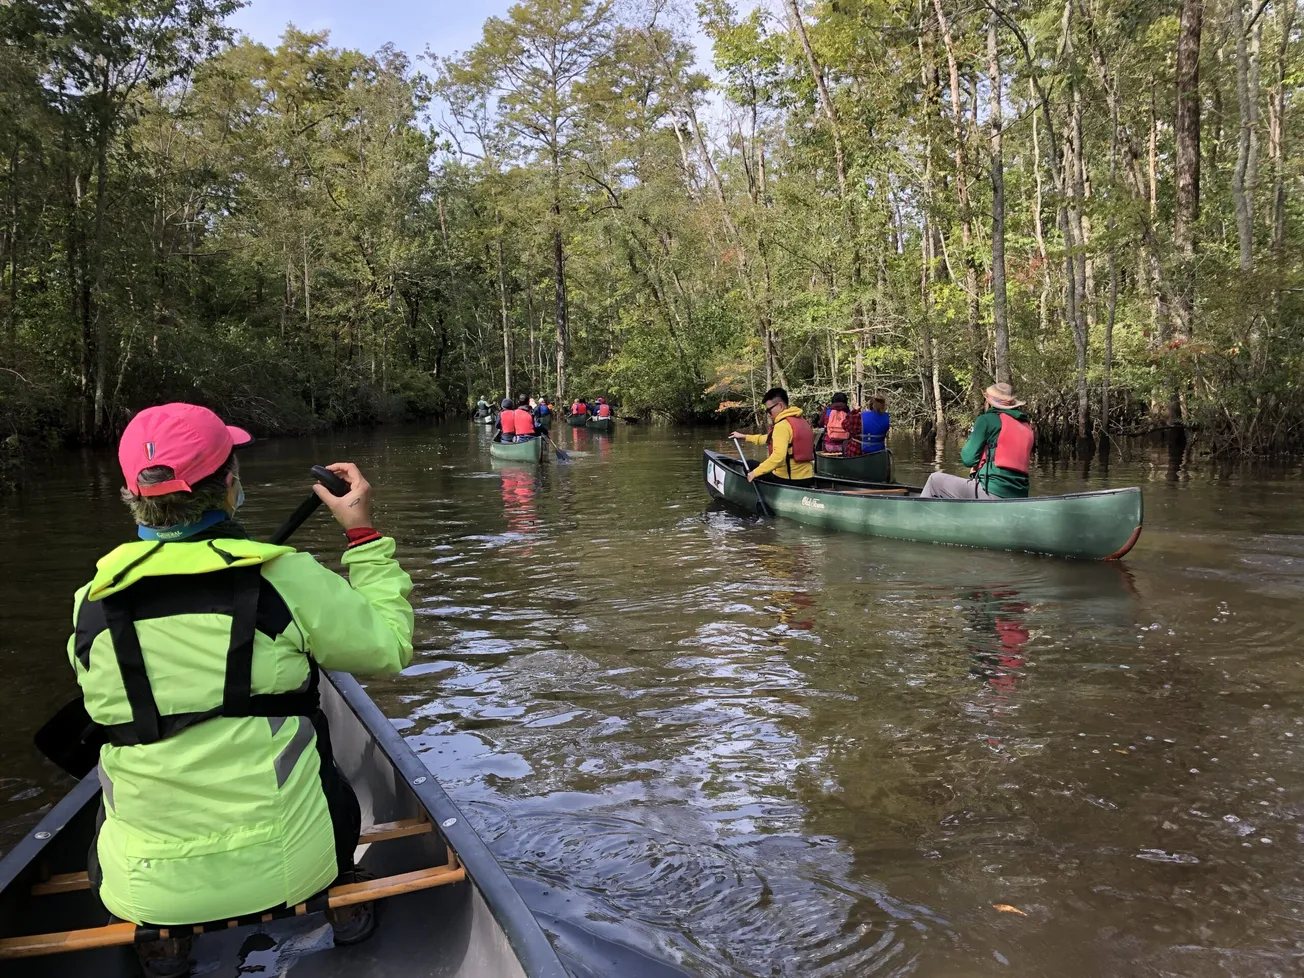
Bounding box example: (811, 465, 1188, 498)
(537, 404, 551, 417)
(860, 410, 890, 452)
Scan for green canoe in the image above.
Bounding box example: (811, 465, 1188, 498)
(586, 416, 614, 432)
(815, 449, 892, 482)
(702, 450, 1142, 560)
(489, 437, 545, 463)
(566, 414, 588, 428)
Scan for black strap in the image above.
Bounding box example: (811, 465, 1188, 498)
(95, 567, 319, 748)
(101, 593, 162, 746)
(222, 566, 262, 716)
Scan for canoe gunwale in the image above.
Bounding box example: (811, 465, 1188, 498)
(325, 673, 568, 978)
(0, 775, 98, 896)
(0, 675, 569, 978)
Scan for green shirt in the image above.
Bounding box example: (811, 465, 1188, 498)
(959, 407, 1031, 498)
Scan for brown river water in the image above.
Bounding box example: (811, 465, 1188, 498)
(2, 423, 1303, 977)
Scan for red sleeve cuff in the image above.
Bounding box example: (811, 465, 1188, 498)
(345, 527, 383, 548)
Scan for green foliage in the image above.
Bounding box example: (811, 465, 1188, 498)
(5, 0, 1304, 483)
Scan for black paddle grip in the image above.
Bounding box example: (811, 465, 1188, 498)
(311, 464, 351, 497)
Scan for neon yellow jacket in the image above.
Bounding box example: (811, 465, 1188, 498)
(67, 535, 413, 925)
(742, 406, 815, 480)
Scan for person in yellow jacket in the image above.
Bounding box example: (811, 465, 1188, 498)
(69, 403, 414, 977)
(728, 387, 817, 485)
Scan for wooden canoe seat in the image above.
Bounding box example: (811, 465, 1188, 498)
(1, 817, 454, 960)
(28, 817, 433, 897)
(834, 488, 910, 496)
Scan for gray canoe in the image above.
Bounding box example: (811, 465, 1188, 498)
(0, 673, 569, 977)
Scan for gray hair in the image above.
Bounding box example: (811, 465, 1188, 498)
(122, 454, 237, 528)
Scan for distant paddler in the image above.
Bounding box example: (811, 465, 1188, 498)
(534, 395, 553, 432)
(728, 386, 817, 486)
(921, 382, 1034, 499)
(494, 396, 515, 442)
(511, 394, 541, 441)
(473, 395, 491, 420)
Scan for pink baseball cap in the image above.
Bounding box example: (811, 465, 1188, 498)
(118, 403, 253, 497)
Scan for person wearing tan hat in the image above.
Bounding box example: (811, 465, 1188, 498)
(920, 382, 1034, 499)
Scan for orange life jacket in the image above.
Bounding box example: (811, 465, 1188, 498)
(767, 416, 815, 474)
(512, 408, 536, 435)
(571, 401, 588, 415)
(825, 408, 850, 442)
(597, 403, 612, 418)
(500, 409, 518, 436)
(981, 413, 1034, 474)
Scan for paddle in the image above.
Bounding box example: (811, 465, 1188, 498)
(543, 431, 571, 461)
(269, 464, 350, 544)
(34, 465, 352, 779)
(732, 437, 772, 518)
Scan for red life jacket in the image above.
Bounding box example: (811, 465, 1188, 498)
(766, 416, 816, 472)
(500, 409, 518, 436)
(825, 408, 850, 442)
(981, 413, 1034, 473)
(571, 401, 588, 415)
(513, 408, 536, 435)
(597, 403, 612, 418)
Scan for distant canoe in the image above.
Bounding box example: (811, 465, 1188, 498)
(474, 414, 496, 425)
(815, 449, 892, 483)
(702, 450, 1142, 560)
(566, 414, 588, 428)
(489, 437, 544, 463)
(586, 417, 613, 432)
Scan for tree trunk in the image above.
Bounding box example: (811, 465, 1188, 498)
(1102, 88, 1120, 454)
(497, 231, 512, 400)
(1173, 0, 1204, 343)
(1232, 0, 1261, 271)
(1067, 86, 1091, 440)
(784, 0, 864, 365)
(988, 16, 1010, 385)
(552, 220, 567, 402)
(932, 0, 983, 403)
(91, 104, 111, 437)
(1269, 0, 1296, 256)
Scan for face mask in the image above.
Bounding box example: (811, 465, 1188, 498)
(233, 481, 246, 513)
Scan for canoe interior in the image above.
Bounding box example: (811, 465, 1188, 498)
(703, 449, 1143, 560)
(0, 674, 567, 978)
(814, 448, 892, 483)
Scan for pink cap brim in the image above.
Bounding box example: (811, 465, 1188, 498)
(228, 425, 254, 447)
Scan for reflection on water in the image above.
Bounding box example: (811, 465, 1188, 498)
(2, 428, 1304, 976)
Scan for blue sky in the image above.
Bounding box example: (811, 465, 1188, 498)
(228, 0, 519, 61)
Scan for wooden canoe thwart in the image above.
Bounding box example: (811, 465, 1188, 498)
(0, 673, 570, 976)
(702, 449, 1143, 560)
(488, 437, 545, 463)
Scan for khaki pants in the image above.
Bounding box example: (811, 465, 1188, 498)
(920, 472, 997, 499)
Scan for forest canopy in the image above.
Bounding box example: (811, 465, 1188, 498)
(4, 0, 1304, 484)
